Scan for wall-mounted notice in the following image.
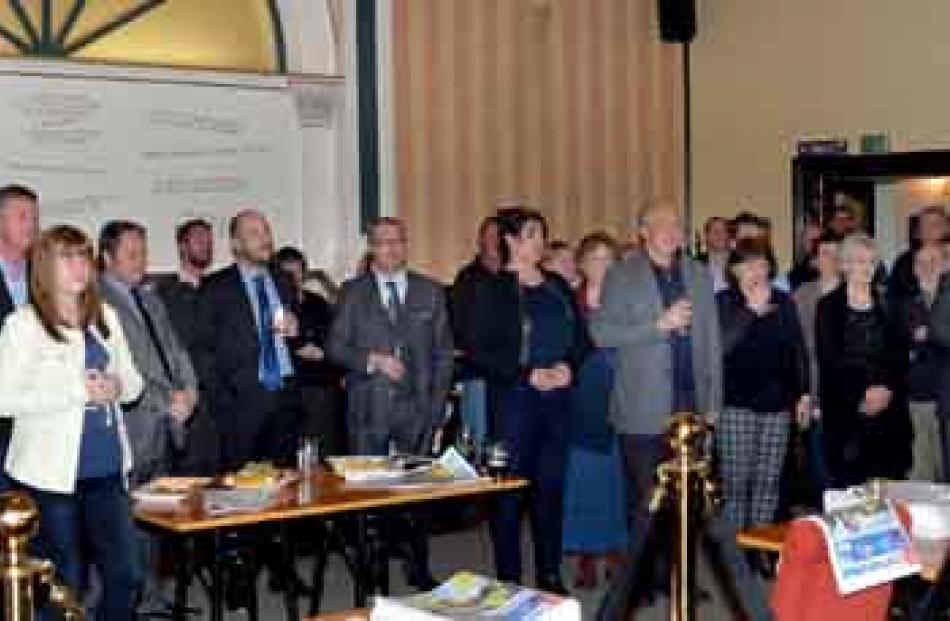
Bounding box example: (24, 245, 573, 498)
(0, 60, 304, 270)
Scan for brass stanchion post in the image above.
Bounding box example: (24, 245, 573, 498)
(0, 492, 83, 620)
(654, 412, 717, 621)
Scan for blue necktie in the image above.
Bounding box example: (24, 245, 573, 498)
(254, 275, 283, 391)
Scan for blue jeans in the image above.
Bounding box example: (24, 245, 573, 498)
(458, 379, 487, 454)
(26, 476, 141, 620)
(490, 384, 569, 583)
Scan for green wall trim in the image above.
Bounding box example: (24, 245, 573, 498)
(356, 0, 380, 232)
(265, 0, 287, 73)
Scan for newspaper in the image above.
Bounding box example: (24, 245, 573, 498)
(370, 572, 580, 620)
(810, 498, 920, 594)
(330, 447, 482, 489)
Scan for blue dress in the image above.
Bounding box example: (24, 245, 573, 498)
(562, 347, 628, 553)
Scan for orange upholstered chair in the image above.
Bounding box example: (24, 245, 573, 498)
(771, 509, 911, 621)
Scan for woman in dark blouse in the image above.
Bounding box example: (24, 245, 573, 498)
(817, 234, 911, 487)
(716, 238, 810, 529)
(274, 246, 346, 455)
(469, 208, 590, 593)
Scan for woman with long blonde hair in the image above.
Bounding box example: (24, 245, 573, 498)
(0, 225, 143, 619)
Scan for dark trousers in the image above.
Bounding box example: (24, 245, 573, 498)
(172, 399, 220, 476)
(218, 380, 302, 471)
(299, 384, 347, 456)
(620, 434, 670, 588)
(823, 415, 909, 488)
(0, 420, 12, 492)
(347, 397, 430, 457)
(27, 476, 140, 620)
(348, 397, 433, 582)
(490, 384, 569, 583)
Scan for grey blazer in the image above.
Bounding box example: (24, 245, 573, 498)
(326, 271, 454, 451)
(589, 252, 722, 435)
(100, 277, 198, 481)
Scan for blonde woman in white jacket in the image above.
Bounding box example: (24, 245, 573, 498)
(0, 225, 143, 620)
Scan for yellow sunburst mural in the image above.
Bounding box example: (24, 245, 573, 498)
(0, 0, 283, 72)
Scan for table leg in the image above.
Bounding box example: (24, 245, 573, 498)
(309, 521, 329, 615)
(280, 522, 301, 621)
(210, 530, 223, 621)
(353, 513, 369, 607)
(172, 536, 192, 621)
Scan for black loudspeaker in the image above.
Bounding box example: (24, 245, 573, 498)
(657, 0, 696, 43)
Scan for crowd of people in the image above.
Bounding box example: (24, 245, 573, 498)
(0, 177, 947, 617)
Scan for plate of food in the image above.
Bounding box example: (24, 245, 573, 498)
(222, 462, 285, 489)
(327, 456, 432, 482)
(133, 476, 212, 507)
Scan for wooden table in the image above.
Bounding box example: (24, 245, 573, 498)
(308, 610, 369, 621)
(736, 521, 949, 582)
(136, 470, 527, 621)
(735, 522, 788, 554)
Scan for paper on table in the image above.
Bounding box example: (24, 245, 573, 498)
(811, 499, 920, 595)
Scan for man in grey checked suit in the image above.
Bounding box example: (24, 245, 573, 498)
(327, 217, 454, 456)
(98, 220, 198, 486)
(327, 217, 453, 590)
(591, 200, 724, 614)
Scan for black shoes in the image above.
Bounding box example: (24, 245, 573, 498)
(536, 576, 570, 596)
(405, 565, 440, 591)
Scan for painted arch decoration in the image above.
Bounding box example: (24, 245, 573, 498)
(0, 0, 286, 72)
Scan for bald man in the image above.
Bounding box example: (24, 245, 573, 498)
(194, 210, 303, 470)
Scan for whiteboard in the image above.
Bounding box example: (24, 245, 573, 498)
(0, 60, 303, 270)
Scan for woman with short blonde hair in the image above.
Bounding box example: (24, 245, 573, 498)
(816, 233, 911, 486)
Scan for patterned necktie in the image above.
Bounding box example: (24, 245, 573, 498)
(254, 275, 283, 391)
(385, 280, 401, 324)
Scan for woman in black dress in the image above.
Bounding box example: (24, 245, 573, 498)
(816, 234, 911, 487)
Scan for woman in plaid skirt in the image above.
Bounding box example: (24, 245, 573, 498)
(715, 237, 811, 530)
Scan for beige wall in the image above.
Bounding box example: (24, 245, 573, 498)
(393, 0, 683, 280)
(692, 0, 950, 267)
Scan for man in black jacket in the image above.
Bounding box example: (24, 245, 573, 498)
(890, 206, 947, 303)
(450, 216, 501, 449)
(154, 218, 218, 474)
(195, 210, 302, 470)
(0, 184, 38, 491)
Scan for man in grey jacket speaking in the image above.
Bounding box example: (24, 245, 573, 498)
(590, 199, 722, 609)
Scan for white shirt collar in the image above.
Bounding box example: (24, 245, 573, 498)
(373, 269, 408, 304)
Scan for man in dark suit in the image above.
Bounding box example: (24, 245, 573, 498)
(327, 217, 454, 589)
(0, 184, 38, 491)
(153, 218, 219, 474)
(99, 220, 200, 616)
(328, 217, 454, 456)
(195, 209, 302, 470)
(99, 220, 199, 486)
(695, 216, 731, 293)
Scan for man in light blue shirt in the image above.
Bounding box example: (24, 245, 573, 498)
(237, 262, 295, 384)
(195, 209, 302, 470)
(0, 184, 38, 493)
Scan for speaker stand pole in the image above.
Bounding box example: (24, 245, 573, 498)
(682, 40, 693, 245)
